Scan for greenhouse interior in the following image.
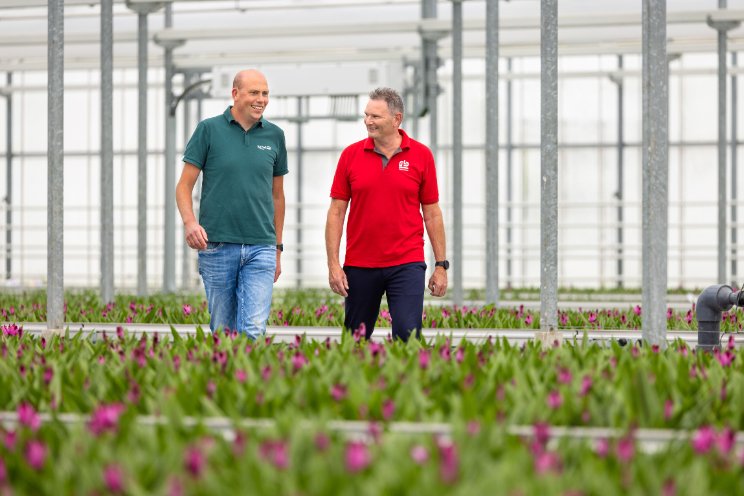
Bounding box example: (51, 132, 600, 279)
(2, 0, 744, 494)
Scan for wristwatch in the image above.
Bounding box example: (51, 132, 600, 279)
(276, 243, 284, 252)
(435, 260, 449, 270)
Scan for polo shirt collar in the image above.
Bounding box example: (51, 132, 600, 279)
(223, 106, 264, 128)
(364, 129, 411, 151)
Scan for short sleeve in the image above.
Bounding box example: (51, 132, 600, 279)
(274, 129, 289, 177)
(330, 147, 351, 201)
(419, 146, 439, 204)
(182, 121, 209, 169)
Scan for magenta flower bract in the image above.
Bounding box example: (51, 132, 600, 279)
(4, 429, 16, 451)
(664, 400, 674, 421)
(410, 445, 429, 465)
(17, 402, 41, 431)
(616, 436, 635, 462)
(88, 403, 125, 436)
(25, 440, 47, 470)
(437, 438, 459, 485)
(557, 367, 572, 385)
(235, 369, 247, 383)
(185, 447, 205, 478)
(331, 383, 347, 402)
(291, 352, 308, 372)
(418, 349, 430, 370)
(345, 441, 370, 473)
(580, 375, 592, 396)
(104, 464, 125, 493)
(717, 427, 735, 455)
(1, 323, 22, 337)
(314, 433, 330, 452)
(382, 399, 395, 421)
(691, 426, 716, 454)
(595, 438, 610, 458)
(182, 304, 192, 316)
(534, 450, 562, 475)
(547, 390, 562, 409)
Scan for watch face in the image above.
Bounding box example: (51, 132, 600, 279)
(437, 260, 449, 270)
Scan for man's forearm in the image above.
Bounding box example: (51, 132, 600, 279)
(325, 213, 344, 267)
(274, 195, 285, 244)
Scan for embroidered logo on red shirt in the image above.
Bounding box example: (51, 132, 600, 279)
(398, 160, 409, 171)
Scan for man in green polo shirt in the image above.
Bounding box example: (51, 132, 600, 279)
(176, 69, 288, 339)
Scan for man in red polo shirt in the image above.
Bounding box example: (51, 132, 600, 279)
(325, 87, 449, 341)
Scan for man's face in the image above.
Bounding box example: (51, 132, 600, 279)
(364, 99, 400, 140)
(232, 73, 269, 124)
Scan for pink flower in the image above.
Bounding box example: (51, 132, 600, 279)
(559, 312, 568, 326)
(633, 305, 642, 316)
(717, 427, 735, 455)
(715, 349, 735, 367)
(588, 312, 597, 324)
(88, 403, 125, 436)
(345, 441, 370, 473)
(25, 440, 47, 470)
(331, 383, 347, 402)
(467, 421, 480, 436)
(455, 347, 465, 363)
(685, 310, 693, 325)
(524, 314, 533, 326)
(182, 304, 192, 316)
(260, 440, 289, 470)
(17, 402, 41, 431)
(314, 433, 330, 452)
(1, 323, 22, 337)
(382, 399, 395, 421)
(104, 464, 125, 494)
(534, 450, 562, 475)
(418, 349, 430, 370)
(184, 447, 205, 478)
(533, 422, 551, 447)
(664, 400, 674, 421)
(616, 436, 635, 462)
(261, 366, 272, 381)
(291, 352, 308, 372)
(691, 426, 716, 454)
(235, 369, 247, 383)
(437, 438, 459, 484)
(580, 375, 593, 396)
(547, 390, 562, 409)
(595, 438, 609, 458)
(4, 430, 16, 450)
(557, 367, 572, 385)
(410, 445, 429, 464)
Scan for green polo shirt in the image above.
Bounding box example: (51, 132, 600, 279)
(183, 107, 289, 244)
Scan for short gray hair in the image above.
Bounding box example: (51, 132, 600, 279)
(369, 87, 404, 117)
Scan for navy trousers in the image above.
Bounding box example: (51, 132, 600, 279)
(343, 262, 426, 342)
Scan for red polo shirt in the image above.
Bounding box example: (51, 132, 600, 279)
(330, 129, 439, 267)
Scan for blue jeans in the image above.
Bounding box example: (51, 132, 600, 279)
(197, 242, 276, 339)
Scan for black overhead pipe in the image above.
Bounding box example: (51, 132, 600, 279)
(696, 284, 744, 351)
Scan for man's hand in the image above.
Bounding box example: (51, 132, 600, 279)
(184, 221, 208, 250)
(328, 264, 349, 297)
(428, 267, 448, 297)
(274, 250, 282, 282)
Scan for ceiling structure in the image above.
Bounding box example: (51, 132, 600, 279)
(3, 0, 744, 72)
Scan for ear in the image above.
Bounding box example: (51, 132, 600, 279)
(231, 86, 238, 101)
